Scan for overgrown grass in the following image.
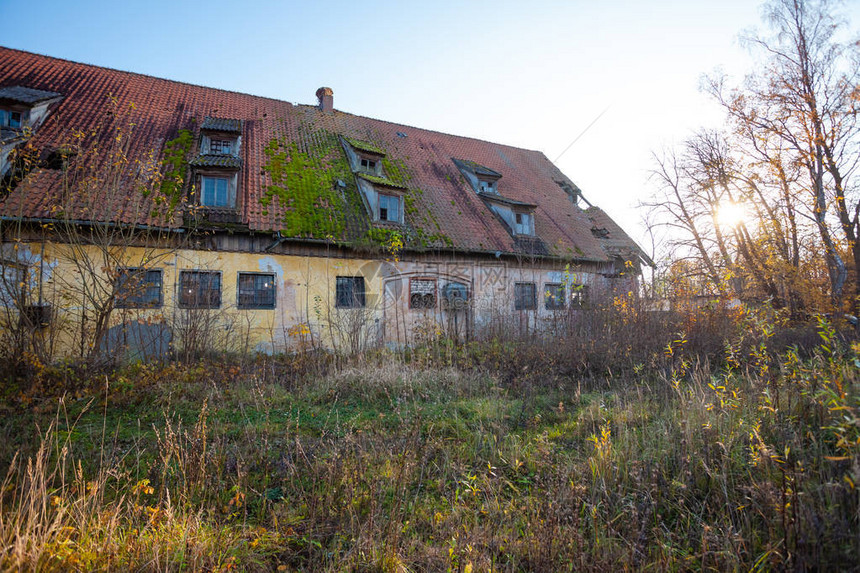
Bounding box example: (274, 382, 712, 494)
(1, 309, 859, 571)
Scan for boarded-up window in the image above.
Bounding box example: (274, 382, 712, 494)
(410, 278, 436, 309)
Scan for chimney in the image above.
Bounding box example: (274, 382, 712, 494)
(316, 87, 333, 113)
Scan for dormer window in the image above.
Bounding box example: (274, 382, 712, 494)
(514, 212, 533, 235)
(378, 193, 401, 223)
(201, 175, 233, 207)
(209, 139, 233, 155)
(191, 117, 242, 212)
(0, 86, 62, 133)
(479, 179, 496, 194)
(0, 110, 21, 128)
(452, 158, 502, 195)
(341, 137, 386, 176)
(199, 116, 241, 157)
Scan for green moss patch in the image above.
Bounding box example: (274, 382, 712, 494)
(261, 130, 357, 239)
(157, 129, 193, 212)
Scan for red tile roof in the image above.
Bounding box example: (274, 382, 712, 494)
(0, 47, 639, 263)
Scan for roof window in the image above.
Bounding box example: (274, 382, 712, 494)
(0, 110, 21, 128)
(514, 212, 533, 236)
(452, 158, 502, 195)
(360, 157, 378, 173)
(378, 193, 401, 223)
(479, 179, 496, 194)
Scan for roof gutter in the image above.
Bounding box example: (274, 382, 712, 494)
(0, 216, 185, 234)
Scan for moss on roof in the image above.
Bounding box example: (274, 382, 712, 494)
(453, 158, 502, 179)
(260, 127, 365, 240)
(356, 172, 407, 189)
(189, 154, 242, 168)
(343, 136, 386, 156)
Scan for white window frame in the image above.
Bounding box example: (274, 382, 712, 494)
(200, 174, 236, 208)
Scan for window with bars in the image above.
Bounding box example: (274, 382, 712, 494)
(237, 272, 276, 309)
(115, 268, 163, 308)
(336, 276, 366, 308)
(544, 283, 565, 310)
(179, 270, 221, 308)
(514, 282, 536, 310)
(410, 278, 437, 309)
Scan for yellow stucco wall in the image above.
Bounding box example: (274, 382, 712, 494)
(1, 240, 618, 359)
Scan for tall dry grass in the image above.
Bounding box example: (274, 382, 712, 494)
(0, 304, 858, 571)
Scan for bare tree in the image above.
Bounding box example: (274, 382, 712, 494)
(705, 0, 859, 308)
(1, 96, 193, 368)
(648, 0, 858, 313)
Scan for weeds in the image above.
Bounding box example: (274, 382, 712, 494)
(1, 307, 859, 571)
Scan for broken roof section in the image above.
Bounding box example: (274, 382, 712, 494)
(585, 206, 654, 267)
(0, 47, 642, 264)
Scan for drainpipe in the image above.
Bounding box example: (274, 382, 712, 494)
(265, 231, 286, 252)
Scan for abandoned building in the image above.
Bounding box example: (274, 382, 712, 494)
(0, 47, 650, 359)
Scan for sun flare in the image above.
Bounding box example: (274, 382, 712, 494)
(716, 201, 749, 228)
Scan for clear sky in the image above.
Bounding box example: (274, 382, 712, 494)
(2, 0, 858, 254)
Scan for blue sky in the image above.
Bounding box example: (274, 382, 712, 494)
(2, 0, 857, 252)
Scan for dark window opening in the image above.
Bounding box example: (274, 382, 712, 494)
(336, 276, 366, 308)
(544, 283, 565, 310)
(179, 270, 221, 308)
(116, 268, 163, 308)
(514, 282, 536, 310)
(238, 272, 276, 309)
(360, 158, 377, 171)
